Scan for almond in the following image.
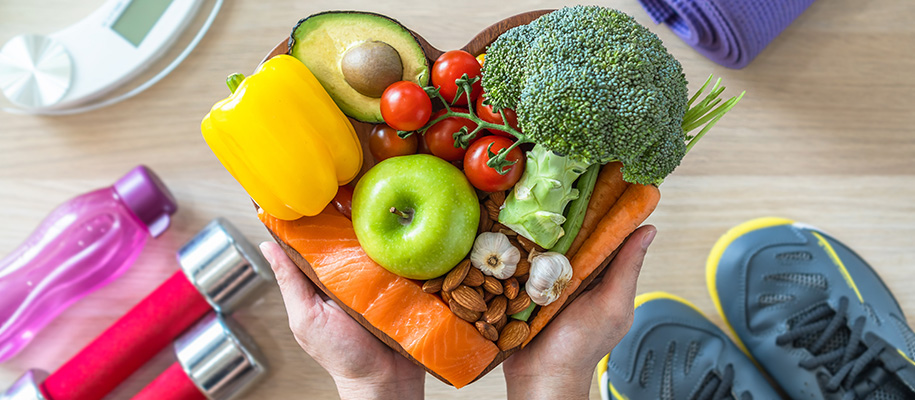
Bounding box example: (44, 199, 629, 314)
(498, 320, 530, 351)
(478, 203, 493, 233)
(514, 258, 531, 277)
(482, 276, 503, 295)
(493, 314, 507, 331)
(443, 260, 471, 292)
(441, 290, 452, 304)
(490, 222, 505, 233)
(453, 285, 487, 312)
(484, 199, 500, 221)
(484, 290, 496, 302)
(475, 321, 499, 342)
(502, 228, 518, 237)
(463, 267, 484, 287)
(489, 191, 506, 207)
(483, 296, 508, 324)
(503, 277, 520, 300)
(422, 277, 444, 293)
(449, 299, 481, 323)
(474, 286, 485, 298)
(506, 290, 532, 315)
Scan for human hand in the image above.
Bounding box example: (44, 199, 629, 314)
(502, 225, 656, 399)
(260, 242, 426, 400)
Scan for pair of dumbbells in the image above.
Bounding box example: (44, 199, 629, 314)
(3, 219, 273, 400)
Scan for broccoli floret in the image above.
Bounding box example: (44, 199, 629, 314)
(486, 6, 743, 248)
(482, 5, 689, 185)
(481, 23, 533, 111)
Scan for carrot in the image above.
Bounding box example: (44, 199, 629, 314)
(524, 183, 660, 346)
(565, 162, 628, 258)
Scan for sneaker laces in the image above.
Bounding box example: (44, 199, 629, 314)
(693, 364, 737, 400)
(776, 297, 898, 399)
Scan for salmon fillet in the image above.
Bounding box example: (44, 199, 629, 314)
(260, 206, 499, 388)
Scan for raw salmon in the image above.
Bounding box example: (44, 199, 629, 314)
(259, 206, 499, 388)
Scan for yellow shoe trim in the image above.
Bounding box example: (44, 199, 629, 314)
(898, 348, 915, 367)
(809, 231, 864, 303)
(608, 381, 630, 400)
(706, 217, 794, 358)
(599, 292, 704, 400)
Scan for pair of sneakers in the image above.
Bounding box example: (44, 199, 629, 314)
(599, 217, 915, 400)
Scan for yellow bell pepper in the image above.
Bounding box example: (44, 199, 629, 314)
(201, 55, 363, 220)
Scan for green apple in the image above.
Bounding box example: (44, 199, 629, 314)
(352, 154, 480, 279)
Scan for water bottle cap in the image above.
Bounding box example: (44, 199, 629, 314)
(113, 165, 177, 237)
(173, 313, 267, 400)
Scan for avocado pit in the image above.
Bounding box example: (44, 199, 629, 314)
(341, 41, 403, 98)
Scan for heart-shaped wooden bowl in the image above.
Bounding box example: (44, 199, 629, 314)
(258, 10, 622, 387)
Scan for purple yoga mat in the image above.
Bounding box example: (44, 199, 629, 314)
(638, 0, 816, 68)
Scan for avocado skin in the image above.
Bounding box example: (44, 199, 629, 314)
(289, 11, 430, 123)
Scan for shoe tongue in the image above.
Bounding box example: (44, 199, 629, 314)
(692, 370, 739, 400)
(864, 376, 913, 400)
(864, 346, 915, 400)
(789, 307, 855, 374)
(788, 305, 915, 399)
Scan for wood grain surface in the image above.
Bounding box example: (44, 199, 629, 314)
(2, 0, 914, 399)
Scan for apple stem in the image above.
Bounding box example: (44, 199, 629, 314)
(389, 207, 413, 223)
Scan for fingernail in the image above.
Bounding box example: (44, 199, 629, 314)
(641, 228, 657, 250)
(259, 242, 277, 268)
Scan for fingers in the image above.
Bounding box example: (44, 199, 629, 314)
(260, 241, 321, 330)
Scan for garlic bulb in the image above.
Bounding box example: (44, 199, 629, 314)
(470, 232, 520, 279)
(526, 252, 573, 306)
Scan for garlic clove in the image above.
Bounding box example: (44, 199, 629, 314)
(525, 252, 573, 306)
(470, 232, 520, 280)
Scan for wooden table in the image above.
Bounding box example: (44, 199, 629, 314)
(2, 0, 913, 398)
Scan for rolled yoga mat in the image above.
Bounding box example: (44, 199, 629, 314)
(638, 0, 816, 68)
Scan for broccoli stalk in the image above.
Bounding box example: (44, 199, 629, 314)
(497, 145, 590, 248)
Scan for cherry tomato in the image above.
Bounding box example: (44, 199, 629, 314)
(369, 124, 418, 162)
(431, 50, 482, 106)
(475, 97, 520, 138)
(417, 133, 433, 155)
(463, 136, 524, 192)
(423, 109, 478, 161)
(380, 81, 432, 131)
(332, 185, 354, 219)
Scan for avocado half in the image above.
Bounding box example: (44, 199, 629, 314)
(289, 11, 430, 123)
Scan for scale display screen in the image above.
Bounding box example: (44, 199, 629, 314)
(111, 0, 174, 46)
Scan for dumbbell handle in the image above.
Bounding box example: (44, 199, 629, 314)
(41, 272, 211, 400)
(131, 363, 205, 400)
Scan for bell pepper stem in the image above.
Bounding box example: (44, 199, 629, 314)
(226, 73, 246, 94)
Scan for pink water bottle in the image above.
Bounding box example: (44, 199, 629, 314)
(0, 165, 177, 362)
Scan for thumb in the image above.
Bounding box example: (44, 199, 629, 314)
(260, 241, 321, 328)
(591, 225, 656, 319)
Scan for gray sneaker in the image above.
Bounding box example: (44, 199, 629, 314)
(600, 292, 780, 400)
(708, 217, 915, 399)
